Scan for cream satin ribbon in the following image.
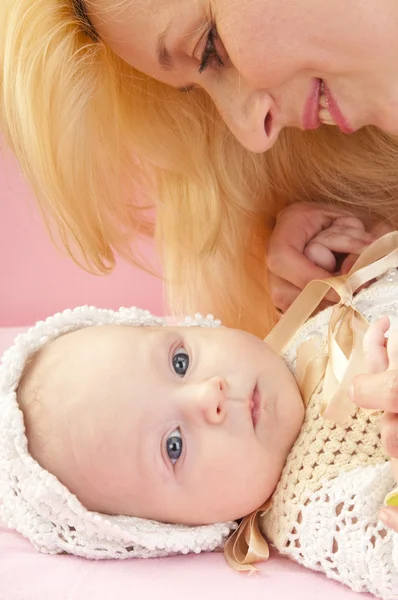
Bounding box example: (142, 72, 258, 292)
(224, 231, 398, 572)
(224, 500, 272, 573)
(266, 231, 398, 422)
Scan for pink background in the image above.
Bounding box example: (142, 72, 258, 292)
(0, 151, 164, 326)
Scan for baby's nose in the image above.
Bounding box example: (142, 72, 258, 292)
(188, 377, 227, 425)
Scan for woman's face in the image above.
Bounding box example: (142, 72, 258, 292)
(88, 0, 398, 152)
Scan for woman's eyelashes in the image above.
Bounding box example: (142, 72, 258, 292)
(166, 428, 183, 465)
(172, 346, 190, 377)
(198, 24, 227, 74)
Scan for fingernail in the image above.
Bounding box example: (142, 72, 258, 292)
(379, 508, 392, 526)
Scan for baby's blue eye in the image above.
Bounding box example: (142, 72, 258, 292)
(172, 349, 189, 377)
(166, 429, 183, 464)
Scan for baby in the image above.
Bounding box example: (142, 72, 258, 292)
(1, 233, 398, 600)
(0, 307, 303, 561)
(17, 317, 303, 526)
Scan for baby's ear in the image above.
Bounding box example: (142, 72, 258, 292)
(363, 316, 390, 374)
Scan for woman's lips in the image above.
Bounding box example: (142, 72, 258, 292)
(322, 81, 354, 134)
(302, 79, 354, 134)
(302, 78, 321, 131)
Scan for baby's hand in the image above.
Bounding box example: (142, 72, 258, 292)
(350, 317, 398, 527)
(304, 216, 374, 274)
(363, 316, 390, 375)
(362, 316, 398, 375)
(361, 316, 398, 519)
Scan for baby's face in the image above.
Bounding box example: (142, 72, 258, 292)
(22, 325, 304, 525)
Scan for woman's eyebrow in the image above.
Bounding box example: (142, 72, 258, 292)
(157, 23, 174, 71)
(157, 25, 197, 92)
(72, 0, 100, 41)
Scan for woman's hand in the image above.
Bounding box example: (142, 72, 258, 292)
(350, 317, 398, 531)
(267, 202, 375, 312)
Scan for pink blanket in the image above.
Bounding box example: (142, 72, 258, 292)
(0, 328, 374, 599)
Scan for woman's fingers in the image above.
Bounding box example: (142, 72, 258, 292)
(306, 226, 375, 255)
(340, 253, 359, 274)
(331, 216, 366, 231)
(267, 248, 337, 296)
(304, 216, 374, 273)
(268, 203, 350, 292)
(267, 273, 303, 313)
(268, 272, 337, 313)
(267, 202, 374, 311)
(302, 224, 374, 283)
(304, 242, 337, 272)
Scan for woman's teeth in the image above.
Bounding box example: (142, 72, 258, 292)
(318, 86, 337, 127)
(319, 98, 336, 125)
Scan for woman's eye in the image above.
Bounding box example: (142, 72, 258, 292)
(172, 348, 190, 377)
(199, 24, 226, 74)
(166, 429, 183, 464)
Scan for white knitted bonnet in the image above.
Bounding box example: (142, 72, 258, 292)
(0, 306, 237, 560)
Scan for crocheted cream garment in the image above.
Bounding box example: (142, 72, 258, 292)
(261, 272, 398, 600)
(0, 306, 237, 560)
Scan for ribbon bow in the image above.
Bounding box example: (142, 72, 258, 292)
(224, 232, 398, 572)
(266, 231, 398, 422)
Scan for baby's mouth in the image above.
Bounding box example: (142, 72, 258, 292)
(250, 385, 261, 428)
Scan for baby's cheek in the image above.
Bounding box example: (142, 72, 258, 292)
(247, 448, 280, 500)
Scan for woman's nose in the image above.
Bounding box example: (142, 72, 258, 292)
(209, 80, 280, 153)
(186, 377, 227, 425)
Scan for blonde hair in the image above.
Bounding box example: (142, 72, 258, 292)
(2, 0, 398, 337)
